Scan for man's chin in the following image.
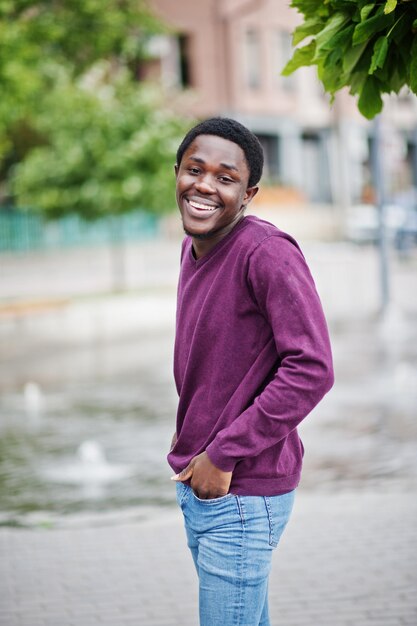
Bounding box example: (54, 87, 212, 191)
(183, 224, 220, 240)
(183, 228, 214, 240)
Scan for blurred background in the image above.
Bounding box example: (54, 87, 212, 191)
(0, 0, 416, 529)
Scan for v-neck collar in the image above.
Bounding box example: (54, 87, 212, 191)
(187, 216, 250, 268)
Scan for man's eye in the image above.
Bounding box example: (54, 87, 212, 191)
(189, 168, 200, 174)
(219, 176, 233, 183)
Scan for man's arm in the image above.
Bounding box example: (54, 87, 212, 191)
(205, 235, 334, 473)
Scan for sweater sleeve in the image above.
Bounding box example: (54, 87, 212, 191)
(206, 235, 334, 472)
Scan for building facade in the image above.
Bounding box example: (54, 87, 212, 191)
(147, 0, 417, 207)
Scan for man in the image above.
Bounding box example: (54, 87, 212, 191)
(168, 118, 334, 626)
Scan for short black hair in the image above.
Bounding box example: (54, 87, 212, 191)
(176, 117, 264, 187)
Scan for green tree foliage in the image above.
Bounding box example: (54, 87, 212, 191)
(282, 0, 417, 119)
(1, 0, 190, 217)
(0, 0, 160, 74)
(0, 0, 161, 161)
(12, 68, 188, 218)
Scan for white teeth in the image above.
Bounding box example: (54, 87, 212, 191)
(189, 200, 218, 211)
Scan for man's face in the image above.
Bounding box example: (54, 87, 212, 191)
(175, 134, 258, 242)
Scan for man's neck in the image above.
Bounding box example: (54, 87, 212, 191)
(190, 214, 246, 259)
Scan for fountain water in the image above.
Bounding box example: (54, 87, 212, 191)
(41, 439, 137, 487)
(23, 381, 44, 424)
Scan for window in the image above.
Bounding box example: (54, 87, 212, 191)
(274, 30, 295, 91)
(245, 29, 261, 90)
(178, 34, 192, 88)
(256, 134, 280, 181)
(138, 34, 192, 90)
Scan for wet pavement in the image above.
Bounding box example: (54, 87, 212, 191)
(1, 222, 417, 624)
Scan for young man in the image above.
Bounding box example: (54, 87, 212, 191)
(168, 118, 334, 626)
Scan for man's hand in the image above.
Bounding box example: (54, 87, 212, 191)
(171, 451, 232, 499)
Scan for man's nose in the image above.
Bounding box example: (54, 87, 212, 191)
(194, 174, 216, 194)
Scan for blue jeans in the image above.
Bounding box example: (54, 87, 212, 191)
(176, 482, 295, 626)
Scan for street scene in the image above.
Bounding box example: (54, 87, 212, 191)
(1, 207, 416, 625)
(1, 1, 417, 625)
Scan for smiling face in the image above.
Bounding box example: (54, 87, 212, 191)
(175, 134, 258, 257)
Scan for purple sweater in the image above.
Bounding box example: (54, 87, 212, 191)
(168, 215, 334, 495)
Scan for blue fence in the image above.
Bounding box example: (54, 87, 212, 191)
(0, 209, 159, 253)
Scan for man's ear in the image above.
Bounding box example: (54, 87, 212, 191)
(244, 186, 259, 205)
(174, 164, 179, 178)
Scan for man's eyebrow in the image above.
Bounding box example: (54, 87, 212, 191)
(188, 156, 239, 173)
(220, 162, 239, 172)
(189, 156, 205, 164)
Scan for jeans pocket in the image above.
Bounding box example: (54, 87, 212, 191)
(191, 491, 234, 504)
(176, 481, 191, 509)
(264, 490, 295, 547)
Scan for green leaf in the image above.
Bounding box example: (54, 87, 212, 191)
(315, 12, 350, 57)
(413, 18, 417, 30)
(410, 36, 417, 94)
(349, 69, 368, 95)
(319, 60, 346, 93)
(360, 4, 375, 21)
(358, 0, 372, 10)
(292, 16, 324, 45)
(354, 44, 374, 73)
(384, 0, 397, 14)
(320, 24, 354, 52)
(290, 0, 328, 19)
(281, 41, 316, 75)
(343, 41, 368, 73)
(369, 36, 389, 74)
(358, 76, 383, 118)
(352, 9, 394, 45)
(387, 67, 406, 93)
(323, 47, 343, 69)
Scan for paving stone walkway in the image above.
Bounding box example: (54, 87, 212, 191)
(1, 490, 416, 626)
